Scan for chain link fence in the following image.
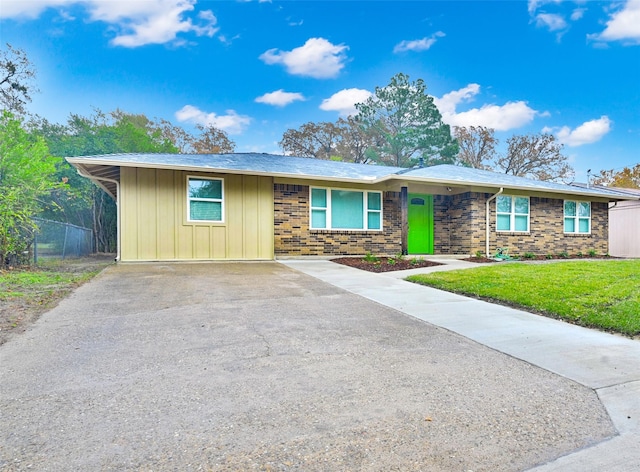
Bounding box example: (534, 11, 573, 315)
(33, 218, 94, 263)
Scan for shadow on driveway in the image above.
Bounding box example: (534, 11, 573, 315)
(0, 263, 614, 471)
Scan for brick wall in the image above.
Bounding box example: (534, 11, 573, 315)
(274, 185, 609, 257)
(274, 184, 402, 256)
(489, 197, 609, 256)
(437, 192, 609, 256)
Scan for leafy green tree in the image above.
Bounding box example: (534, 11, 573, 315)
(354, 73, 458, 167)
(33, 110, 181, 252)
(0, 112, 59, 266)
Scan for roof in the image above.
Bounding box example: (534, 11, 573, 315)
(66, 152, 637, 201)
(570, 182, 640, 197)
(403, 165, 633, 199)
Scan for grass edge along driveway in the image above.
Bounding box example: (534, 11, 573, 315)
(406, 260, 640, 337)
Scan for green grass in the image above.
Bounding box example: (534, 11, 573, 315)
(0, 258, 111, 303)
(406, 260, 640, 336)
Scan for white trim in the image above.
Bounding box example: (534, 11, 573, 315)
(564, 200, 591, 234)
(309, 186, 383, 231)
(186, 175, 225, 223)
(496, 195, 530, 233)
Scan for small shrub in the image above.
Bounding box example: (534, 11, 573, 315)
(577, 251, 583, 257)
(588, 249, 597, 257)
(546, 254, 554, 260)
(363, 252, 379, 263)
(475, 250, 484, 258)
(523, 252, 536, 259)
(410, 256, 423, 265)
(387, 257, 397, 265)
(558, 251, 569, 259)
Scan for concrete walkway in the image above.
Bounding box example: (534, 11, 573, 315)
(280, 258, 640, 471)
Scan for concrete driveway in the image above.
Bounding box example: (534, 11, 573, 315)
(0, 262, 614, 471)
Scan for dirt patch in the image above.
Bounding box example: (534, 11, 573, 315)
(0, 254, 114, 346)
(332, 256, 443, 273)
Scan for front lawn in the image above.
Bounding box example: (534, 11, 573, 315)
(406, 260, 640, 337)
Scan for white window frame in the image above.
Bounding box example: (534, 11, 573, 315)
(309, 186, 383, 231)
(564, 200, 591, 234)
(496, 195, 530, 233)
(187, 175, 224, 223)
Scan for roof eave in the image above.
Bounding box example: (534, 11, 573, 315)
(66, 156, 387, 186)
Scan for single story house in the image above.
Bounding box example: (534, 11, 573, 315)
(66, 153, 636, 262)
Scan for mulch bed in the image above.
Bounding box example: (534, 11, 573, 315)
(332, 257, 443, 273)
(462, 256, 499, 263)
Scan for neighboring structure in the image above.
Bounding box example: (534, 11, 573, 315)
(608, 187, 640, 257)
(66, 153, 636, 262)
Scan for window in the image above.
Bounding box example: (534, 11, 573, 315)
(310, 187, 382, 230)
(187, 176, 223, 222)
(564, 200, 590, 234)
(496, 195, 529, 232)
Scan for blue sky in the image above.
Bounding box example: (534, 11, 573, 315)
(1, 0, 639, 181)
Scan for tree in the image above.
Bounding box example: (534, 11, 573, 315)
(495, 133, 574, 182)
(0, 44, 38, 116)
(151, 119, 235, 154)
(280, 121, 343, 160)
(0, 112, 59, 266)
(32, 110, 181, 253)
(191, 124, 235, 154)
(453, 126, 498, 169)
(354, 73, 458, 167)
(280, 118, 379, 164)
(592, 164, 640, 189)
(333, 117, 379, 164)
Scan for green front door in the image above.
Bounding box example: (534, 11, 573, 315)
(408, 193, 434, 254)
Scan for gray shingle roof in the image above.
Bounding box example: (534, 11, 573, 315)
(67, 153, 635, 200)
(67, 152, 403, 181)
(401, 165, 631, 198)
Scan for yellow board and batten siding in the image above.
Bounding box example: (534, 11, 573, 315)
(120, 167, 274, 261)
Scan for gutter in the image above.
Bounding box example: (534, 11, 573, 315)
(75, 166, 121, 262)
(485, 188, 504, 258)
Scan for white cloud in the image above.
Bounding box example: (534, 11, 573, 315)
(535, 13, 567, 32)
(433, 84, 480, 116)
(528, 0, 563, 15)
(319, 88, 372, 116)
(393, 32, 445, 53)
(434, 84, 538, 131)
(259, 37, 349, 79)
(589, 0, 640, 44)
(0, 0, 219, 47)
(544, 116, 612, 146)
(175, 105, 252, 135)
(255, 90, 305, 107)
(0, 0, 72, 18)
(570, 8, 586, 21)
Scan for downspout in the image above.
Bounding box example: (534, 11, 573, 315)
(485, 187, 504, 258)
(75, 168, 121, 262)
